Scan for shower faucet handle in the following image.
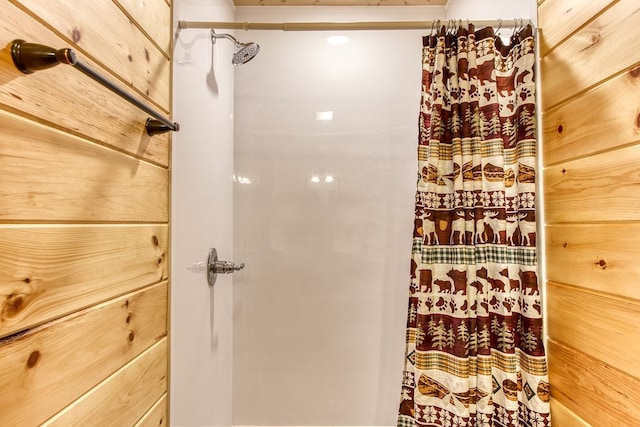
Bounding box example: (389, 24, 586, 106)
(212, 260, 245, 274)
(207, 247, 244, 286)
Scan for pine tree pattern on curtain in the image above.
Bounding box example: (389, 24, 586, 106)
(398, 24, 550, 427)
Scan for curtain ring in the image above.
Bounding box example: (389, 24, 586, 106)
(515, 18, 524, 38)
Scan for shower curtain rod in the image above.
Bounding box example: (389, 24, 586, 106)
(177, 19, 530, 32)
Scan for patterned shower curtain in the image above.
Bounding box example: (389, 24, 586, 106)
(397, 24, 550, 427)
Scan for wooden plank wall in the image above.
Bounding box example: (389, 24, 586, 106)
(0, 0, 171, 425)
(539, 0, 640, 425)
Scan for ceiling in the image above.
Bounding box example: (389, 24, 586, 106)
(234, 0, 447, 6)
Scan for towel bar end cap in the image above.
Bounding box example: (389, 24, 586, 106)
(10, 39, 76, 74)
(145, 118, 180, 136)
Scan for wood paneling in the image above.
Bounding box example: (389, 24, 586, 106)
(547, 282, 640, 379)
(14, 0, 170, 111)
(0, 0, 170, 166)
(135, 394, 168, 427)
(546, 224, 640, 299)
(543, 144, 640, 223)
(115, 0, 171, 57)
(0, 0, 170, 423)
(0, 224, 168, 338)
(549, 398, 590, 427)
(0, 110, 168, 222)
(541, 0, 640, 109)
(542, 66, 640, 166)
(548, 339, 640, 426)
(538, 0, 616, 55)
(0, 282, 167, 426)
(540, 0, 640, 424)
(42, 338, 168, 426)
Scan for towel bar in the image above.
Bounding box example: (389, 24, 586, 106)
(10, 39, 179, 136)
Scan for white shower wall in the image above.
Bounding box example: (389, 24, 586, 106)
(232, 7, 436, 426)
(171, 0, 236, 426)
(171, 1, 536, 426)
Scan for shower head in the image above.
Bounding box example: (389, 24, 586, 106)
(232, 42, 260, 66)
(211, 30, 260, 65)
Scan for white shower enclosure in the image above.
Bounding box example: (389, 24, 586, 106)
(171, 1, 537, 426)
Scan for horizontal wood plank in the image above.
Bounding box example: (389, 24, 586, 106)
(0, 282, 168, 426)
(542, 65, 640, 166)
(0, 224, 168, 338)
(543, 144, 640, 223)
(43, 338, 167, 427)
(135, 393, 168, 427)
(538, 0, 616, 56)
(549, 398, 591, 427)
(546, 224, 640, 299)
(0, 1, 170, 166)
(547, 282, 640, 379)
(541, 0, 640, 109)
(115, 0, 171, 57)
(15, 0, 170, 111)
(0, 109, 168, 222)
(548, 339, 640, 426)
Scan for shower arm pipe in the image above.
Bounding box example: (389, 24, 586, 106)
(177, 19, 528, 32)
(10, 40, 179, 136)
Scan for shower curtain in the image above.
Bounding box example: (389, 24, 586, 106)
(397, 24, 550, 427)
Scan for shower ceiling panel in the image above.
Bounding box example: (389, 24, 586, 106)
(234, 0, 447, 5)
